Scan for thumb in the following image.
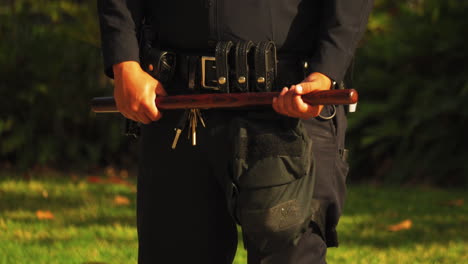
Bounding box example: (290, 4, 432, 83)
(155, 82, 168, 96)
(295, 81, 322, 95)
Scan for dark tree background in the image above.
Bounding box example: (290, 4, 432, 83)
(1, 0, 466, 187)
(347, 0, 468, 187)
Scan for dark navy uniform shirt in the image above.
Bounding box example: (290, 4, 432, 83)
(98, 0, 373, 82)
(97, 0, 374, 248)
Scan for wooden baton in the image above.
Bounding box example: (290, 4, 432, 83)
(91, 89, 358, 113)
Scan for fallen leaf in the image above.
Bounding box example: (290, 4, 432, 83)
(119, 169, 129, 179)
(88, 175, 132, 186)
(387, 219, 412, 231)
(442, 199, 464, 207)
(87, 176, 102, 183)
(107, 176, 129, 185)
(105, 166, 117, 178)
(70, 173, 80, 182)
(113, 195, 130, 206)
(36, 210, 54, 220)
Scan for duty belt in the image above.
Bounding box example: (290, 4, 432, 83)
(141, 41, 313, 94)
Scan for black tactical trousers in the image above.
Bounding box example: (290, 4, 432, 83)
(137, 104, 348, 264)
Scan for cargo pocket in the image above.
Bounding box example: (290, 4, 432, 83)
(228, 111, 315, 254)
(230, 112, 313, 188)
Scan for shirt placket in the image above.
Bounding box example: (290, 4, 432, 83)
(207, 0, 219, 48)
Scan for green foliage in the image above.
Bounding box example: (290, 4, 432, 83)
(348, 0, 468, 186)
(1, 0, 466, 187)
(0, 0, 134, 171)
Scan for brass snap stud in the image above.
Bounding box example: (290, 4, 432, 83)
(218, 77, 227, 85)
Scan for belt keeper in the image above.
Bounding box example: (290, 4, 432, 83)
(254, 41, 277, 92)
(234, 40, 255, 93)
(215, 41, 235, 93)
(188, 55, 199, 90)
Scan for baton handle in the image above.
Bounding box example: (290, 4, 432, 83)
(91, 89, 358, 113)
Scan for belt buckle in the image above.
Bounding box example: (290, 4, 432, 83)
(201, 56, 219, 90)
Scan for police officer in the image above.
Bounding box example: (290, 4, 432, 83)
(97, 1, 373, 263)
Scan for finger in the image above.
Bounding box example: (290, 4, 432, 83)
(138, 98, 162, 123)
(136, 111, 152, 124)
(293, 89, 312, 113)
(145, 110, 162, 123)
(295, 97, 322, 119)
(276, 87, 289, 116)
(272, 97, 279, 113)
(128, 104, 151, 124)
(293, 89, 324, 119)
(154, 111, 163, 121)
(284, 85, 297, 116)
(124, 111, 143, 124)
(117, 102, 139, 122)
(120, 111, 137, 122)
(145, 104, 163, 121)
(141, 96, 160, 121)
(316, 105, 325, 117)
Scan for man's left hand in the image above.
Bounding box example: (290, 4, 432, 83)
(272, 72, 333, 119)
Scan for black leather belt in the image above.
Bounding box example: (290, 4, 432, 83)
(173, 53, 220, 92)
(152, 42, 310, 94)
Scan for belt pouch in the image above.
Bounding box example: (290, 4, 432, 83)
(215, 41, 234, 93)
(140, 49, 176, 88)
(253, 41, 277, 92)
(233, 41, 255, 93)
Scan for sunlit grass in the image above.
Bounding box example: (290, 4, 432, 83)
(327, 185, 468, 264)
(0, 173, 137, 264)
(0, 173, 466, 263)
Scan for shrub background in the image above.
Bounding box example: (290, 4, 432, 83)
(1, 0, 466, 187)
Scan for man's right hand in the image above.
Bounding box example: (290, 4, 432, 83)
(112, 61, 167, 124)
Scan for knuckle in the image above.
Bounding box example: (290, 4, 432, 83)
(149, 112, 159, 121)
(142, 105, 158, 120)
(130, 104, 140, 112)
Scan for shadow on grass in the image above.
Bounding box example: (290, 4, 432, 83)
(5, 213, 137, 227)
(0, 192, 84, 212)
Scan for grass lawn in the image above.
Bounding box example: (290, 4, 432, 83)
(0, 172, 466, 264)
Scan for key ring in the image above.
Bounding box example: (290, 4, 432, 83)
(318, 105, 336, 120)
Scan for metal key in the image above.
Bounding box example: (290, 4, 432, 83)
(171, 110, 189, 149)
(188, 109, 197, 146)
(196, 109, 206, 128)
(187, 109, 206, 146)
